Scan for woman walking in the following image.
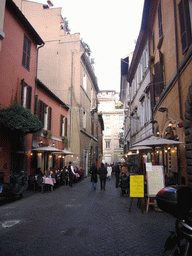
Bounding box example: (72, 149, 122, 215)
(89, 163, 98, 191)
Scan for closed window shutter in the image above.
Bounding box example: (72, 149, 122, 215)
(26, 86, 32, 110)
(60, 115, 63, 136)
(178, 0, 192, 54)
(158, 0, 163, 38)
(48, 107, 52, 130)
(154, 61, 164, 97)
(34, 95, 38, 115)
(64, 117, 68, 136)
(22, 35, 31, 71)
(38, 100, 44, 126)
(20, 79, 24, 106)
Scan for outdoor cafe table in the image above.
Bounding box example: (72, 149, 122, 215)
(43, 177, 56, 191)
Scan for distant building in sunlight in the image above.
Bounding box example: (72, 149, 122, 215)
(98, 91, 124, 164)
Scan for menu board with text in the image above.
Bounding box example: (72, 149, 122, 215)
(130, 175, 144, 198)
(146, 164, 165, 197)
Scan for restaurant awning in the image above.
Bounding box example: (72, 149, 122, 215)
(60, 150, 77, 155)
(132, 136, 184, 147)
(32, 146, 61, 152)
(129, 145, 153, 151)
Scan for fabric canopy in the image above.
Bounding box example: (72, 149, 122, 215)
(132, 136, 184, 147)
(129, 145, 152, 151)
(60, 150, 76, 155)
(32, 146, 61, 152)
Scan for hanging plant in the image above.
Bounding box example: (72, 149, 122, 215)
(0, 104, 43, 134)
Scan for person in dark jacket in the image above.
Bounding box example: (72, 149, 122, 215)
(98, 163, 107, 191)
(89, 163, 98, 190)
(68, 162, 74, 187)
(114, 162, 120, 188)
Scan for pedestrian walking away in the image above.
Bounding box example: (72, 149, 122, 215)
(98, 163, 107, 191)
(107, 164, 112, 180)
(89, 163, 98, 190)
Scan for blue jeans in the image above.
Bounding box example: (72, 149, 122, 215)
(100, 178, 106, 191)
(92, 182, 97, 190)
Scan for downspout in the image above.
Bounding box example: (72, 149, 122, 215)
(69, 51, 74, 148)
(34, 42, 45, 113)
(32, 42, 44, 155)
(173, 0, 183, 120)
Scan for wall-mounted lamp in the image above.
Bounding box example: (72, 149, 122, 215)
(158, 107, 168, 113)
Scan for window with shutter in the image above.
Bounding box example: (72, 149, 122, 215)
(38, 100, 45, 126)
(64, 117, 67, 136)
(34, 95, 38, 115)
(158, 0, 163, 38)
(48, 107, 52, 131)
(178, 0, 192, 54)
(20, 80, 32, 110)
(60, 116, 67, 137)
(26, 86, 32, 109)
(22, 35, 31, 71)
(60, 115, 64, 136)
(154, 59, 164, 98)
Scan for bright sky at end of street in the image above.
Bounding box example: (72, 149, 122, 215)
(33, 0, 144, 92)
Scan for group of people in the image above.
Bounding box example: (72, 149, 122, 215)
(31, 162, 84, 190)
(89, 162, 129, 192)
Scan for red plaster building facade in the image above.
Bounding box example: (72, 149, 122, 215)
(0, 0, 69, 180)
(31, 79, 68, 173)
(0, 0, 44, 180)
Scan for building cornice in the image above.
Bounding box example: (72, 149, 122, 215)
(80, 129, 98, 142)
(6, 0, 44, 46)
(81, 52, 99, 92)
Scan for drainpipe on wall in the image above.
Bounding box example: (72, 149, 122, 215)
(34, 42, 45, 113)
(173, 0, 183, 120)
(69, 51, 74, 148)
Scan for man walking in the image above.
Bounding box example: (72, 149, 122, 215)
(98, 163, 107, 191)
(114, 162, 120, 188)
(68, 161, 74, 187)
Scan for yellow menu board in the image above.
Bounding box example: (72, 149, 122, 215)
(130, 175, 144, 198)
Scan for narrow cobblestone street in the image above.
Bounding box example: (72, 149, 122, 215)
(0, 176, 174, 256)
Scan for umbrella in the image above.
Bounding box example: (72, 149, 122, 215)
(132, 136, 184, 147)
(60, 149, 77, 155)
(132, 136, 184, 180)
(129, 146, 152, 151)
(32, 146, 62, 152)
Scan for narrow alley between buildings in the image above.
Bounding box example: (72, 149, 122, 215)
(0, 176, 174, 256)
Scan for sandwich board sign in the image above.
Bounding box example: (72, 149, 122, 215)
(146, 163, 165, 197)
(130, 175, 144, 198)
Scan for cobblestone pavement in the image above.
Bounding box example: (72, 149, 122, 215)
(0, 176, 175, 256)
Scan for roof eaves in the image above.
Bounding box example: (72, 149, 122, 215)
(36, 79, 69, 110)
(6, 0, 44, 46)
(127, 0, 152, 83)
